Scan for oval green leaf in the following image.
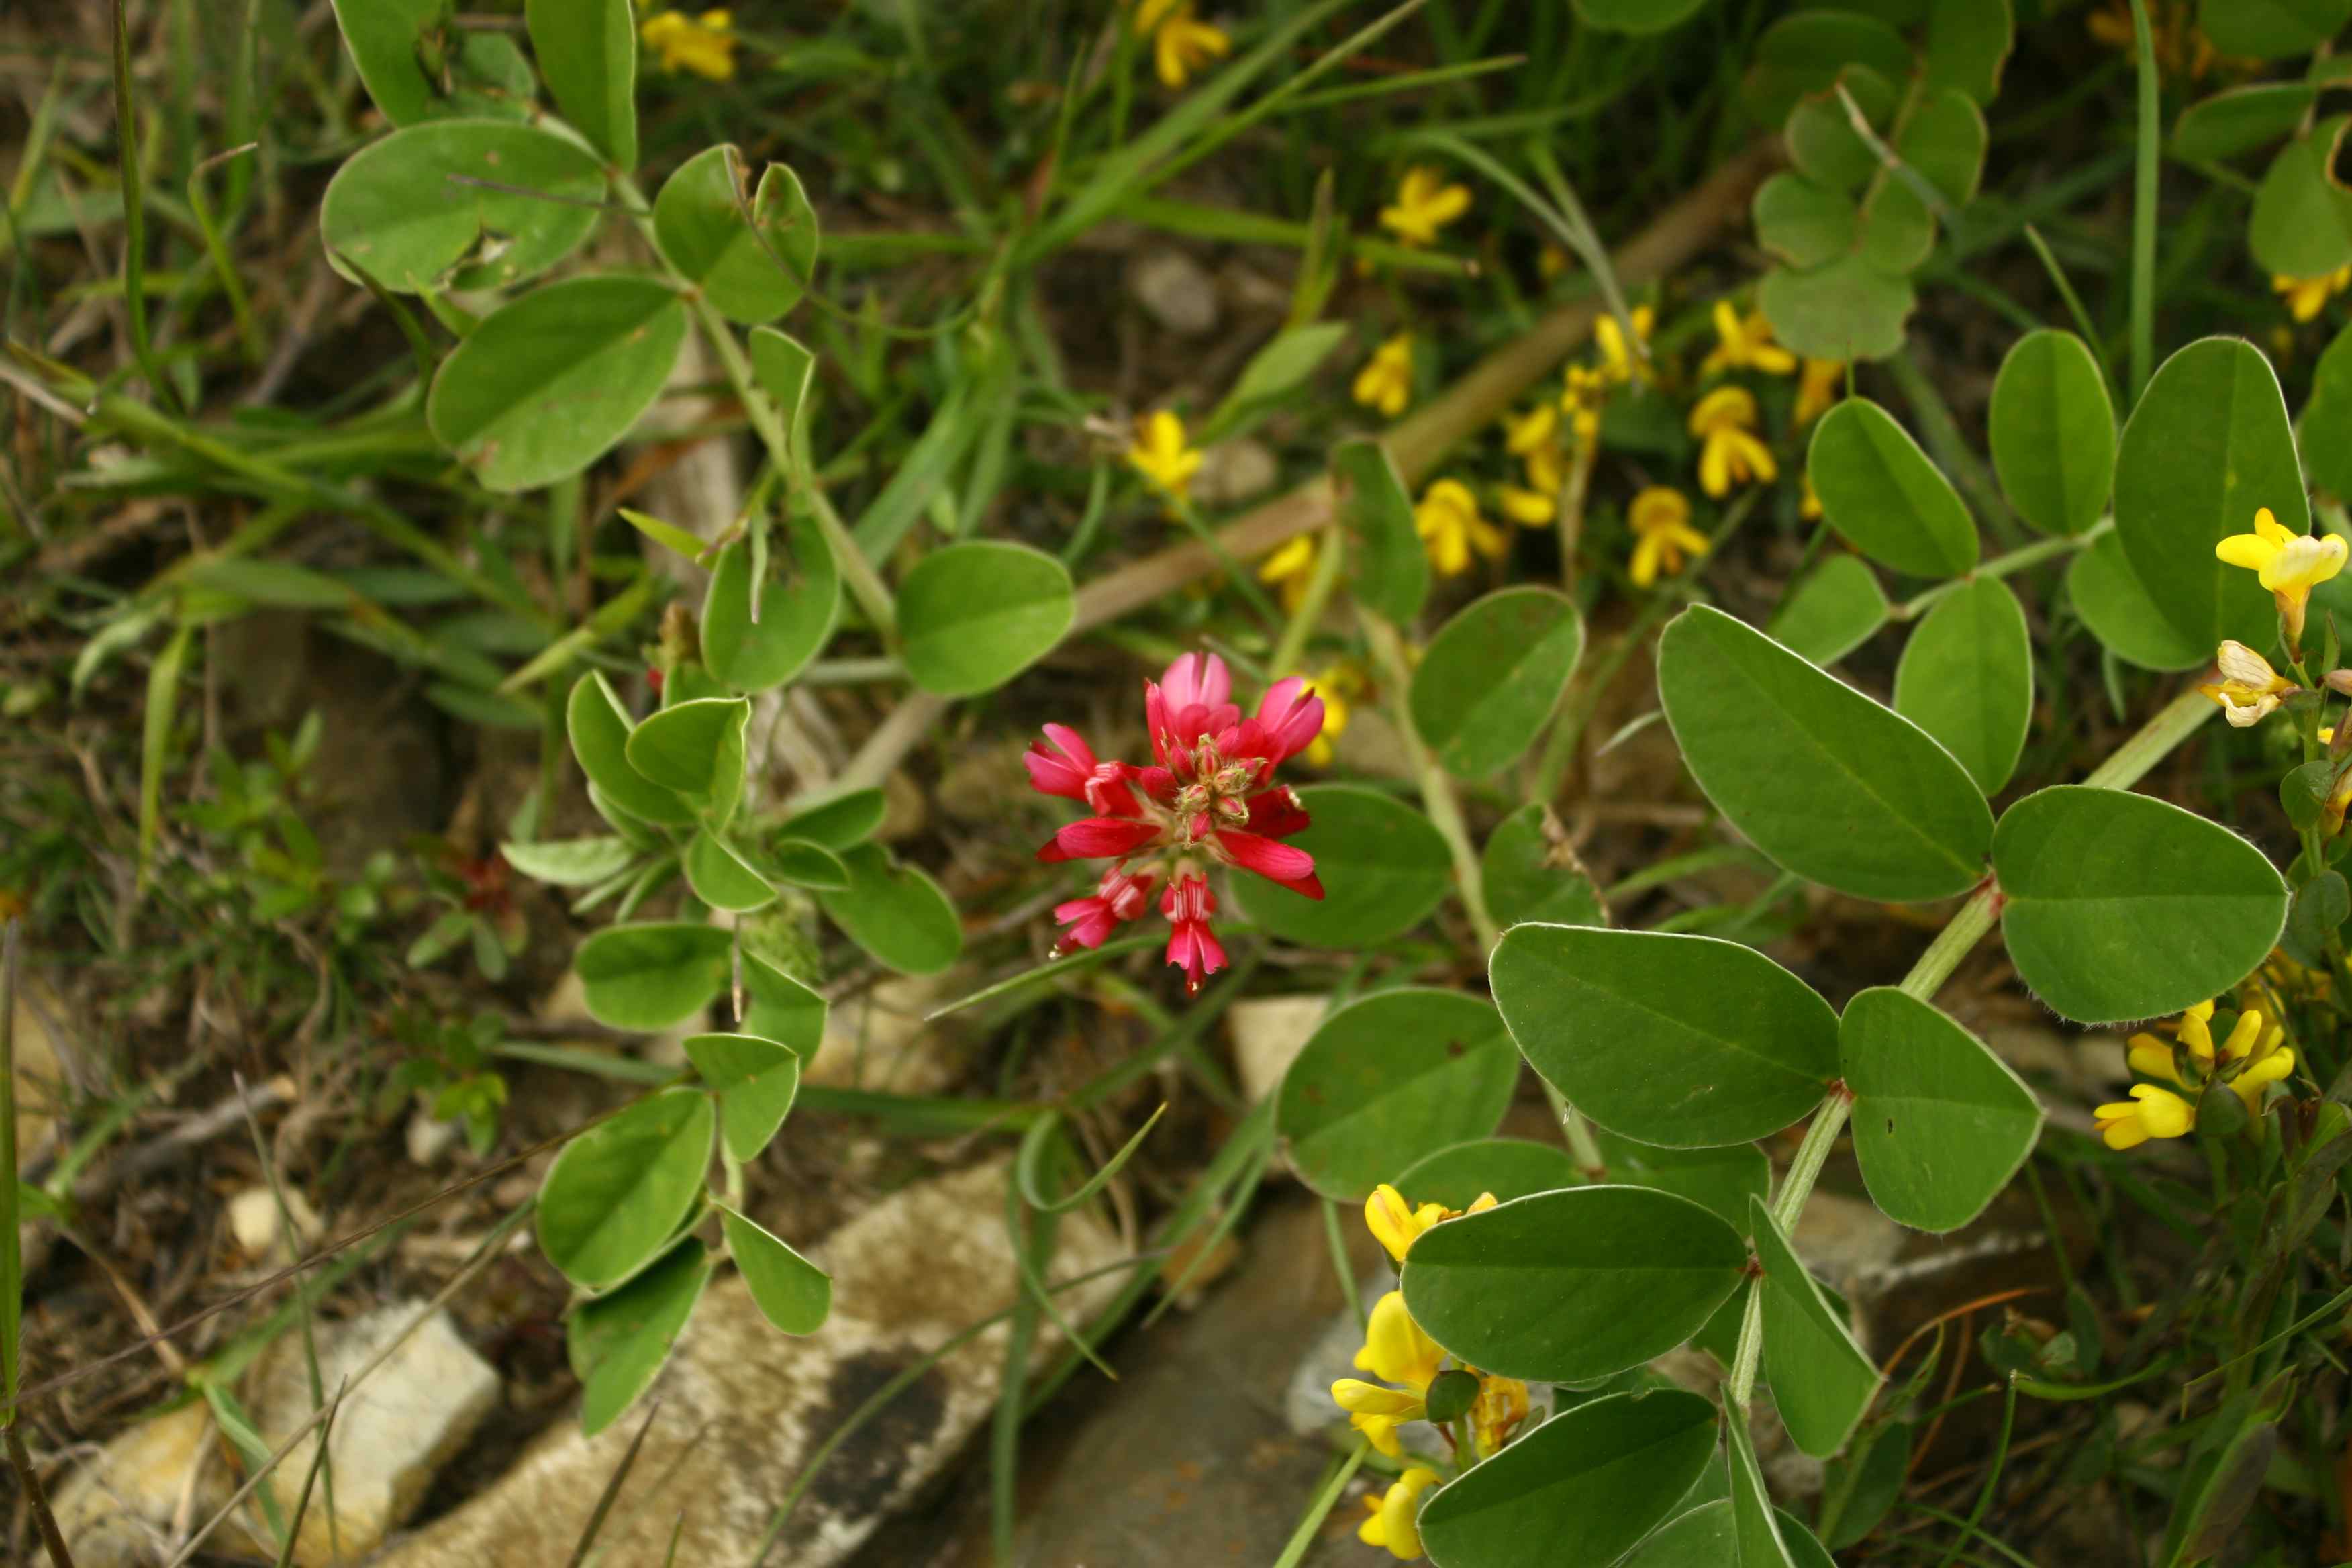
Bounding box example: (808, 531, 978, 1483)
(1275, 989, 1518, 1200)
(1230, 784, 1451, 947)
(653, 147, 819, 324)
(2300, 315, 2352, 503)
(1807, 399, 1979, 577)
(1418, 1389, 1718, 1568)
(1765, 553, 1886, 665)
(1336, 438, 1430, 626)
(1924, 0, 2011, 105)
(575, 922, 732, 1030)
(1753, 173, 1857, 271)
(1758, 254, 1916, 363)
(1751, 1195, 1880, 1458)
(626, 696, 750, 814)
(1746, 11, 1914, 125)
(1587, 1126, 1771, 1231)
(1841, 987, 2043, 1233)
(2173, 82, 2316, 162)
(536, 1087, 714, 1291)
(1729, 1415, 1807, 1568)
(2067, 532, 2208, 671)
(320, 119, 604, 293)
(2202, 0, 2352, 60)
(1620, 1501, 1835, 1568)
(427, 276, 688, 493)
(897, 541, 1075, 697)
(779, 788, 887, 850)
(568, 671, 695, 826)
(684, 1032, 801, 1162)
(1481, 803, 1606, 929)
(1410, 587, 1585, 777)
(740, 951, 826, 1055)
(500, 835, 636, 887)
(720, 1205, 832, 1335)
(684, 828, 775, 913)
(1491, 924, 1837, 1148)
(525, 0, 636, 168)
(570, 1238, 709, 1436)
(818, 844, 962, 975)
(330, 0, 534, 126)
(766, 837, 850, 892)
(700, 518, 840, 693)
(1988, 329, 2115, 537)
(1657, 605, 1994, 902)
(1402, 1187, 1746, 1382)
(1787, 66, 1900, 192)
(1394, 1138, 1582, 1210)
(2114, 335, 2308, 651)
(1893, 576, 2033, 795)
(1993, 785, 2289, 1024)
(2249, 122, 2352, 279)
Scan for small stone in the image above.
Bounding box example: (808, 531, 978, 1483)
(1128, 248, 1220, 336)
(226, 1184, 322, 1262)
(1226, 995, 1327, 1104)
(1791, 1189, 1905, 1287)
(1191, 438, 1280, 507)
(54, 1404, 224, 1568)
(406, 1104, 462, 1167)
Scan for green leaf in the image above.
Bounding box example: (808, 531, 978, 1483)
(777, 788, 885, 850)
(574, 922, 732, 1030)
(1587, 1127, 1771, 1230)
(1854, 178, 1935, 275)
(718, 1205, 831, 1334)
(536, 1088, 714, 1291)
(570, 1238, 710, 1436)
(1751, 1195, 1880, 1457)
(1993, 786, 2290, 1024)
(2302, 316, 2352, 504)
(501, 836, 636, 887)
(1212, 322, 1349, 426)
(1274, 989, 1518, 1200)
(568, 672, 695, 826)
(652, 147, 819, 324)
(1806, 400, 1979, 577)
(766, 838, 850, 891)
(1401, 1187, 1748, 1382)
(747, 327, 818, 469)
(1491, 924, 1837, 1148)
(329, 0, 532, 125)
(1786, 66, 1899, 193)
(2067, 532, 2208, 672)
(1893, 577, 2033, 795)
(1336, 439, 1429, 626)
(1765, 554, 1886, 666)
(1753, 174, 1857, 271)
(740, 952, 826, 1055)
(1416, 1390, 1718, 1568)
(2173, 83, 2316, 162)
(1923, 0, 2011, 105)
(1410, 587, 1585, 777)
(1620, 1501, 1834, 1568)
(700, 520, 839, 693)
(1896, 87, 1990, 209)
(683, 828, 775, 912)
(1746, 11, 1914, 126)
(2116, 338, 2312, 650)
(1395, 1138, 1583, 1209)
(1988, 329, 2116, 537)
(1658, 605, 1994, 902)
(2249, 121, 2352, 279)
(1758, 255, 1916, 363)
(180, 557, 355, 609)
(897, 542, 1075, 697)
(618, 506, 711, 563)
(320, 120, 605, 293)
(1571, 0, 1710, 33)
(525, 0, 636, 168)
(1228, 785, 1450, 947)
(426, 276, 688, 493)
(1822, 1424, 1912, 1550)
(626, 697, 750, 821)
(2202, 0, 2352, 58)
(817, 844, 961, 975)
(1841, 987, 2043, 1232)
(1727, 1409, 1799, 1567)
(685, 1033, 801, 1161)
(1481, 803, 1606, 929)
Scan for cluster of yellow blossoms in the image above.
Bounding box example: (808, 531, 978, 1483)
(1132, 0, 1230, 89)
(2095, 998, 2296, 1149)
(641, 9, 739, 80)
(1332, 1185, 1530, 1561)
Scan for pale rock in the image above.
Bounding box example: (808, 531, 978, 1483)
(1192, 438, 1280, 507)
(370, 1159, 1122, 1568)
(1790, 1189, 1905, 1289)
(1226, 995, 1327, 1104)
(804, 972, 965, 1095)
(405, 1104, 461, 1167)
(1128, 248, 1220, 336)
(52, 1403, 223, 1568)
(226, 1183, 323, 1262)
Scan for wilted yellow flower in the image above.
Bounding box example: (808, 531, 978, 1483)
(1795, 358, 1845, 425)
(1379, 167, 1472, 248)
(1414, 478, 1508, 575)
(642, 9, 739, 80)
(2199, 640, 2296, 728)
(1469, 1373, 1530, 1457)
(1498, 483, 1555, 526)
(2094, 1083, 2195, 1150)
(2274, 267, 2352, 323)
(1357, 1467, 1441, 1560)
(1628, 485, 1708, 588)
(1354, 334, 1415, 418)
(1689, 385, 1776, 498)
(1133, 0, 1230, 89)
(1800, 473, 1823, 520)
(1698, 301, 1796, 379)
(1297, 663, 1356, 768)
(1594, 305, 1655, 386)
(2216, 505, 2347, 647)
(1258, 534, 1318, 613)
(1126, 409, 1202, 501)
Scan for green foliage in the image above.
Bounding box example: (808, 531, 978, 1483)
(1751, 1196, 1880, 1457)
(1230, 785, 1451, 946)
(1841, 988, 2043, 1232)
(654, 148, 818, 324)
(718, 1206, 832, 1335)
(1988, 329, 2115, 537)
(1893, 577, 2033, 794)
(700, 524, 840, 693)
(1764, 554, 1886, 665)
(1410, 588, 1584, 777)
(1806, 399, 1979, 576)
(320, 121, 603, 293)
(570, 1239, 711, 1436)
(536, 1087, 715, 1291)
(684, 1034, 802, 1163)
(895, 542, 1075, 697)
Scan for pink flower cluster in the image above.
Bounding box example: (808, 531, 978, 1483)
(1028, 652, 1325, 992)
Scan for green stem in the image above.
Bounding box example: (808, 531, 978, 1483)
(1324, 1196, 1368, 1334)
(1269, 1441, 1371, 1568)
(1724, 1283, 1767, 1408)
(2126, 0, 2159, 404)
(1361, 610, 1499, 952)
(1538, 1079, 1608, 1179)
(1266, 518, 1346, 679)
(1888, 523, 2107, 623)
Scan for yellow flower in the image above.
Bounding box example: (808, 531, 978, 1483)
(1332, 1291, 1444, 1456)
(1127, 409, 1202, 502)
(2221, 1007, 2294, 1110)
(1357, 1467, 1441, 1559)
(641, 9, 739, 80)
(2087, 0, 2222, 81)
(1414, 479, 1508, 576)
(1502, 403, 1558, 456)
(1469, 1373, 1529, 1457)
(1559, 364, 1606, 446)
(1363, 1183, 1500, 1261)
(1133, 0, 1230, 89)
(2175, 999, 2218, 1059)
(1259, 535, 1318, 613)
(1298, 663, 1355, 769)
(2094, 1083, 2195, 1150)
(2124, 1028, 2186, 1087)
(2198, 640, 2297, 728)
(1594, 305, 1655, 386)
(1689, 385, 1776, 499)
(2274, 267, 2352, 322)
(1800, 474, 1823, 520)
(1379, 167, 1472, 248)
(1698, 301, 1797, 379)
(2215, 506, 2347, 646)
(1796, 358, 1845, 425)
(1498, 484, 1555, 526)
(1628, 485, 1708, 588)
(1332, 1378, 1424, 1458)
(1353, 334, 1415, 418)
